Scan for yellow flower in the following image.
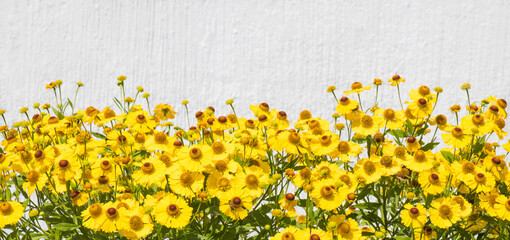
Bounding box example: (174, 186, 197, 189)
(219, 187, 253, 220)
(153, 194, 193, 229)
(494, 195, 510, 221)
(343, 82, 372, 95)
(329, 215, 362, 240)
(451, 195, 472, 218)
(329, 140, 363, 162)
(354, 158, 382, 184)
(271, 226, 300, 240)
(403, 150, 434, 173)
(118, 206, 153, 240)
(168, 169, 204, 199)
(429, 197, 461, 229)
(401, 203, 427, 228)
(441, 126, 470, 148)
(22, 169, 48, 195)
(177, 145, 213, 172)
(351, 114, 383, 136)
(296, 228, 332, 240)
(82, 203, 107, 231)
(335, 97, 359, 115)
(465, 170, 495, 193)
(413, 225, 437, 240)
(310, 179, 347, 211)
(154, 103, 176, 121)
(418, 170, 446, 195)
(234, 166, 269, 198)
(0, 201, 24, 228)
(132, 158, 166, 187)
(388, 74, 405, 86)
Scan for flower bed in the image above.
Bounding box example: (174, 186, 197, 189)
(0, 76, 509, 239)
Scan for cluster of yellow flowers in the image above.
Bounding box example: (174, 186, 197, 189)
(0, 76, 509, 239)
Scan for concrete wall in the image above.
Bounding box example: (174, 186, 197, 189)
(1, 0, 509, 128)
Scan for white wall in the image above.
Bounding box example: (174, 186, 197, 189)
(1, 0, 509, 128)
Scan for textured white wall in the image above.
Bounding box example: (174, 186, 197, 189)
(1, 0, 509, 128)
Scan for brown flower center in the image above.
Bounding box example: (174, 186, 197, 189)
(285, 193, 295, 201)
(0, 202, 13, 215)
(154, 132, 167, 144)
(438, 205, 451, 218)
(361, 115, 374, 128)
(337, 141, 350, 154)
(88, 203, 102, 217)
(129, 215, 144, 231)
(59, 159, 69, 168)
(189, 148, 202, 160)
(167, 204, 180, 216)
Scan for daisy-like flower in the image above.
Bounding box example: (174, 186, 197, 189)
(234, 166, 269, 198)
(418, 170, 447, 195)
(0, 201, 24, 228)
(400, 203, 427, 228)
(413, 225, 437, 240)
(328, 140, 363, 163)
(451, 195, 472, 218)
(404, 150, 434, 173)
(177, 145, 212, 172)
(388, 74, 405, 86)
(374, 155, 402, 177)
(296, 228, 332, 240)
(153, 194, 193, 229)
(271, 226, 300, 240)
(479, 191, 500, 218)
(250, 102, 277, 119)
(310, 133, 339, 156)
(100, 203, 130, 233)
(125, 110, 157, 133)
(22, 169, 48, 195)
(351, 114, 382, 136)
(461, 114, 493, 136)
(206, 172, 235, 198)
(493, 195, 510, 221)
(377, 108, 404, 130)
(132, 158, 166, 187)
(335, 97, 359, 115)
(329, 215, 362, 240)
(409, 85, 436, 103)
(442, 126, 471, 148)
(354, 158, 383, 184)
(429, 197, 461, 229)
(145, 131, 172, 152)
(275, 131, 308, 155)
(310, 179, 347, 211)
(311, 161, 341, 182)
(118, 206, 153, 240)
(82, 203, 107, 231)
(219, 188, 253, 220)
(168, 169, 204, 199)
(153, 103, 176, 121)
(343, 82, 372, 95)
(407, 98, 433, 119)
(465, 170, 495, 193)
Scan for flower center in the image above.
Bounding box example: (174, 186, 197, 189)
(392, 75, 401, 80)
(218, 177, 230, 189)
(490, 105, 499, 113)
(88, 203, 102, 217)
(394, 146, 406, 158)
(407, 136, 416, 144)
(212, 142, 226, 154)
(438, 205, 451, 218)
(347, 193, 356, 201)
(136, 114, 146, 123)
(104, 109, 116, 119)
(428, 173, 439, 184)
(492, 157, 502, 165)
(34, 150, 43, 159)
(26, 170, 40, 183)
(180, 172, 193, 187)
(117, 135, 127, 144)
(413, 150, 426, 163)
(0, 202, 13, 215)
(337, 141, 350, 154)
(288, 133, 301, 144)
(340, 175, 351, 186)
(277, 111, 287, 120)
(451, 127, 463, 138)
(167, 204, 180, 216)
(462, 162, 475, 174)
(246, 174, 259, 187)
(351, 82, 363, 90)
(154, 132, 167, 144)
(409, 207, 420, 217)
(299, 110, 312, 120)
(285, 193, 295, 201)
(418, 86, 430, 96)
(129, 216, 144, 231)
(380, 156, 393, 167)
(259, 103, 269, 111)
(300, 168, 312, 179)
(135, 133, 145, 143)
(59, 159, 69, 168)
(106, 207, 118, 219)
(101, 160, 111, 170)
(215, 160, 228, 172)
(282, 233, 295, 240)
(339, 222, 351, 234)
(383, 109, 396, 121)
(141, 162, 155, 174)
(320, 186, 334, 197)
(452, 196, 464, 206)
(339, 97, 350, 106)
(361, 115, 374, 128)
(310, 234, 321, 240)
(320, 135, 331, 145)
(189, 148, 202, 160)
(471, 114, 484, 126)
(475, 173, 486, 183)
(435, 115, 447, 125)
(363, 161, 376, 175)
(231, 197, 242, 208)
(98, 175, 109, 185)
(418, 98, 427, 107)
(218, 116, 227, 123)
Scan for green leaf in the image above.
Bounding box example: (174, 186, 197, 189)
(354, 202, 381, 210)
(90, 132, 106, 140)
(390, 130, 406, 138)
(52, 107, 64, 120)
(53, 223, 79, 231)
(440, 150, 454, 162)
(394, 237, 411, 240)
(421, 142, 439, 151)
